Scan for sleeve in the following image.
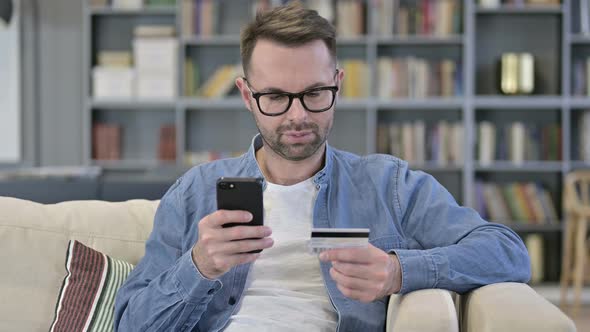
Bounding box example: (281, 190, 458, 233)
(114, 177, 222, 331)
(390, 161, 531, 294)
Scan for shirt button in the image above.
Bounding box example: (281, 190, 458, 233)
(207, 288, 215, 295)
(228, 297, 236, 305)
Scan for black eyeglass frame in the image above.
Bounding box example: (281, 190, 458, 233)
(243, 70, 340, 117)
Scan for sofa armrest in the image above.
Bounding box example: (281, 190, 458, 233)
(460, 282, 576, 332)
(386, 289, 459, 332)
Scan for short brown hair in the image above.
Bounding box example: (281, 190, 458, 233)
(240, 1, 337, 76)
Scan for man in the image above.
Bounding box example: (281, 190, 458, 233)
(114, 3, 530, 331)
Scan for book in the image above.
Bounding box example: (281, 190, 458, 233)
(198, 64, 241, 98)
(92, 123, 122, 161)
(525, 234, 545, 283)
(97, 51, 132, 67)
(157, 124, 176, 161)
(478, 121, 496, 166)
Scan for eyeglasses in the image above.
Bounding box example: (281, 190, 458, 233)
(243, 71, 339, 117)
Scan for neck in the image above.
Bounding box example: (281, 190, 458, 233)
(256, 144, 325, 186)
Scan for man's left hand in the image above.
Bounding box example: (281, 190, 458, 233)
(319, 244, 402, 303)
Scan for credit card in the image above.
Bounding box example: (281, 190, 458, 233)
(308, 228, 370, 254)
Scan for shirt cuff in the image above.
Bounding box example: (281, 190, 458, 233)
(390, 249, 437, 294)
(174, 250, 223, 304)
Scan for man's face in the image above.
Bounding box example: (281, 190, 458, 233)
(237, 39, 343, 161)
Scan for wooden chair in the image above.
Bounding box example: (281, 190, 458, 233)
(560, 170, 590, 316)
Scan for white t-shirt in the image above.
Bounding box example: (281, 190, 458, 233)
(223, 178, 338, 332)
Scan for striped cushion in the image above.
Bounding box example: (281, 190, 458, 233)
(49, 240, 134, 332)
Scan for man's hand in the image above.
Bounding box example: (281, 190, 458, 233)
(319, 244, 401, 303)
(192, 210, 273, 279)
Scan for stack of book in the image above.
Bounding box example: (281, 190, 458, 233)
(378, 57, 461, 98)
(157, 124, 176, 161)
(377, 0, 461, 37)
(92, 51, 134, 99)
(92, 123, 122, 160)
(377, 120, 464, 166)
(477, 121, 562, 165)
(133, 25, 178, 99)
(341, 60, 369, 99)
(474, 181, 559, 225)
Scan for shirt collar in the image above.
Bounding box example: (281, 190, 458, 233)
(241, 134, 332, 187)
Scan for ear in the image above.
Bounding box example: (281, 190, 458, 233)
(235, 77, 253, 113)
(336, 68, 344, 97)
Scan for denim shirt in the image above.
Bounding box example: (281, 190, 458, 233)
(114, 135, 530, 332)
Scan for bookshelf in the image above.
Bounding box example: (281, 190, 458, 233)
(83, 0, 590, 282)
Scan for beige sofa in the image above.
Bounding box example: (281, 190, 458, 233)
(0, 197, 576, 332)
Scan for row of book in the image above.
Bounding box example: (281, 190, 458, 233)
(477, 122, 562, 165)
(181, 0, 365, 38)
(92, 123, 176, 161)
(377, 57, 462, 98)
(376, 121, 464, 166)
(93, 25, 178, 99)
(474, 181, 559, 225)
(184, 150, 245, 166)
(90, 0, 175, 8)
(479, 0, 560, 8)
(183, 59, 367, 99)
(377, 0, 462, 37)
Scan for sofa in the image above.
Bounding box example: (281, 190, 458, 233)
(0, 196, 576, 331)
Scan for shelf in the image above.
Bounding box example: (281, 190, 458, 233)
(475, 161, 563, 172)
(182, 98, 243, 109)
(474, 96, 562, 109)
(337, 99, 371, 110)
(89, 6, 177, 16)
(181, 97, 371, 111)
(475, 5, 563, 15)
(90, 99, 177, 110)
(336, 37, 369, 46)
(570, 161, 590, 169)
(376, 35, 463, 46)
(568, 97, 590, 109)
(92, 160, 177, 171)
(377, 98, 464, 109)
(183, 35, 241, 46)
(408, 163, 463, 172)
(505, 223, 563, 233)
(570, 34, 590, 44)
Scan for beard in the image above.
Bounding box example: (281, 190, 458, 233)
(251, 105, 332, 161)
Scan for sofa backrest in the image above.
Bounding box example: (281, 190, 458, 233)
(0, 197, 159, 332)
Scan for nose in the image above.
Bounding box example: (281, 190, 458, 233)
(286, 97, 308, 122)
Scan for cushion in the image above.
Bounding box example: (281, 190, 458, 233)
(0, 197, 157, 332)
(49, 240, 134, 332)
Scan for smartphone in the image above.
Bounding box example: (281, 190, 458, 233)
(216, 176, 264, 229)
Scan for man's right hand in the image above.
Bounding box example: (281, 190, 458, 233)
(192, 210, 273, 279)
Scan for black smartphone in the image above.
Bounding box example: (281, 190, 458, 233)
(216, 177, 264, 229)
